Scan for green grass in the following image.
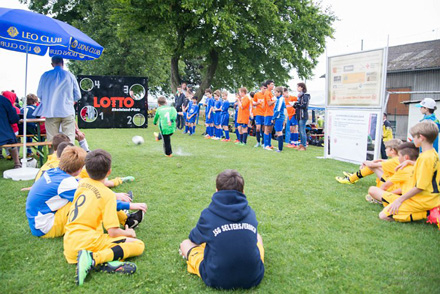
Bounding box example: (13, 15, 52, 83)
(1, 121, 439, 293)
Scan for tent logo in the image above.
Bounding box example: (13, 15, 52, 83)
(34, 46, 41, 54)
(7, 27, 19, 38)
(71, 40, 78, 48)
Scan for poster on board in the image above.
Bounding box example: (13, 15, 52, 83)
(326, 109, 381, 163)
(77, 75, 148, 129)
(327, 49, 385, 107)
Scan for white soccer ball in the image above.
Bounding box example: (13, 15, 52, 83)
(132, 135, 145, 145)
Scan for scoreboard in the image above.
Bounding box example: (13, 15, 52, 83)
(77, 75, 148, 129)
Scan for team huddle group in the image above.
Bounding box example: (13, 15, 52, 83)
(25, 133, 265, 289)
(179, 80, 311, 152)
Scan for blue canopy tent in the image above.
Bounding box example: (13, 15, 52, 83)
(0, 7, 103, 180)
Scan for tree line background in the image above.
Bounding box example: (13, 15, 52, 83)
(21, 0, 336, 100)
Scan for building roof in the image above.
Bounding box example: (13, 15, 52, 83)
(387, 39, 440, 72)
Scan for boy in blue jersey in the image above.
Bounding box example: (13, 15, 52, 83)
(179, 169, 265, 289)
(417, 98, 440, 152)
(272, 86, 286, 152)
(26, 146, 86, 238)
(182, 91, 192, 134)
(220, 91, 231, 142)
(187, 96, 199, 135)
(212, 91, 223, 140)
(204, 89, 214, 138)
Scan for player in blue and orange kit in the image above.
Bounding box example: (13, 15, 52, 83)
(253, 83, 267, 147)
(187, 96, 199, 135)
(220, 91, 231, 142)
(204, 89, 214, 138)
(233, 93, 240, 143)
(284, 88, 298, 148)
(263, 80, 276, 150)
(272, 86, 286, 152)
(212, 91, 223, 140)
(237, 87, 251, 145)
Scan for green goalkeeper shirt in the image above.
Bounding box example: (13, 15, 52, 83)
(153, 105, 177, 135)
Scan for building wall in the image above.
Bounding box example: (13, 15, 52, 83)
(386, 69, 440, 139)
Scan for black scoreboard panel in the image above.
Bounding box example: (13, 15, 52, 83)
(77, 75, 148, 129)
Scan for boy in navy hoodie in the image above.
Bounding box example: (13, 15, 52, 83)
(179, 169, 265, 289)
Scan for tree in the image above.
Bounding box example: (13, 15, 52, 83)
(21, 0, 172, 93)
(116, 0, 335, 99)
(23, 0, 335, 100)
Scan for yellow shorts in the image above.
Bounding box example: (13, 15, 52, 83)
(41, 203, 72, 238)
(381, 192, 428, 222)
(64, 233, 127, 263)
(186, 242, 265, 277)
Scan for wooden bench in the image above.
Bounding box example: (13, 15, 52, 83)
(17, 134, 47, 138)
(1, 141, 52, 166)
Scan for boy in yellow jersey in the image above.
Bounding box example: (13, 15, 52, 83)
(335, 139, 402, 185)
(366, 142, 419, 203)
(64, 149, 146, 286)
(368, 121, 440, 222)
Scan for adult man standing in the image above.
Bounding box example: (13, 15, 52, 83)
(35, 56, 81, 143)
(175, 86, 186, 129)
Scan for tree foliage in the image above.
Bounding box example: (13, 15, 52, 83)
(22, 0, 335, 99)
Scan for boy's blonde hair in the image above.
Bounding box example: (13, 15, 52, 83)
(239, 87, 247, 94)
(410, 121, 439, 143)
(274, 86, 284, 95)
(213, 90, 221, 97)
(157, 96, 167, 105)
(59, 146, 86, 174)
(384, 139, 402, 151)
(222, 91, 228, 97)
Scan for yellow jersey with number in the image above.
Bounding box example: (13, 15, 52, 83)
(35, 155, 59, 181)
(401, 148, 440, 210)
(63, 178, 119, 263)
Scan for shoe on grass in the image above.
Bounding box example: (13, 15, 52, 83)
(96, 261, 137, 274)
(335, 176, 353, 184)
(365, 194, 381, 204)
(76, 250, 95, 286)
(254, 143, 261, 148)
(427, 206, 440, 229)
(125, 210, 144, 229)
(343, 171, 353, 177)
(264, 146, 273, 151)
(121, 176, 135, 183)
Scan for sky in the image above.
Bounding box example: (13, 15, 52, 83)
(1, 0, 440, 104)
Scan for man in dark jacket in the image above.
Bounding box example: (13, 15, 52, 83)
(179, 169, 265, 289)
(0, 94, 21, 168)
(175, 85, 186, 129)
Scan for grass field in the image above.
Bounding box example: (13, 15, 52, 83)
(1, 122, 439, 293)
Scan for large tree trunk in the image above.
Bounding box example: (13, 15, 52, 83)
(196, 50, 219, 102)
(170, 56, 180, 95)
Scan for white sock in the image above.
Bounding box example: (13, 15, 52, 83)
(79, 139, 90, 152)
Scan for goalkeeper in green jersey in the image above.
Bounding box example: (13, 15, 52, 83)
(153, 96, 178, 157)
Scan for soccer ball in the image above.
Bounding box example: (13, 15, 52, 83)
(132, 135, 144, 145)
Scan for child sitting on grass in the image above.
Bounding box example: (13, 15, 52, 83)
(368, 121, 440, 222)
(26, 146, 86, 238)
(64, 149, 146, 286)
(179, 169, 265, 289)
(366, 142, 419, 204)
(335, 139, 402, 185)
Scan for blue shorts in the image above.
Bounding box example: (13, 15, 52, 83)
(264, 116, 273, 126)
(255, 115, 264, 126)
(214, 112, 221, 126)
(221, 113, 229, 126)
(274, 118, 284, 132)
(188, 115, 196, 124)
(205, 112, 214, 124)
(239, 123, 248, 128)
(288, 116, 298, 126)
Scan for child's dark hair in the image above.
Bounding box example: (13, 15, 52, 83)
(216, 169, 244, 192)
(52, 133, 71, 151)
(26, 93, 38, 105)
(397, 142, 419, 161)
(85, 149, 112, 180)
(250, 91, 255, 98)
(205, 88, 212, 94)
(192, 96, 198, 100)
(56, 142, 74, 158)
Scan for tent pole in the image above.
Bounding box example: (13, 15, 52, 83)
(21, 44, 29, 166)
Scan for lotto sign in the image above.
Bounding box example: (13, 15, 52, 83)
(77, 76, 148, 129)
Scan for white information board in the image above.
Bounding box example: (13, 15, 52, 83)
(326, 109, 382, 163)
(328, 49, 385, 107)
